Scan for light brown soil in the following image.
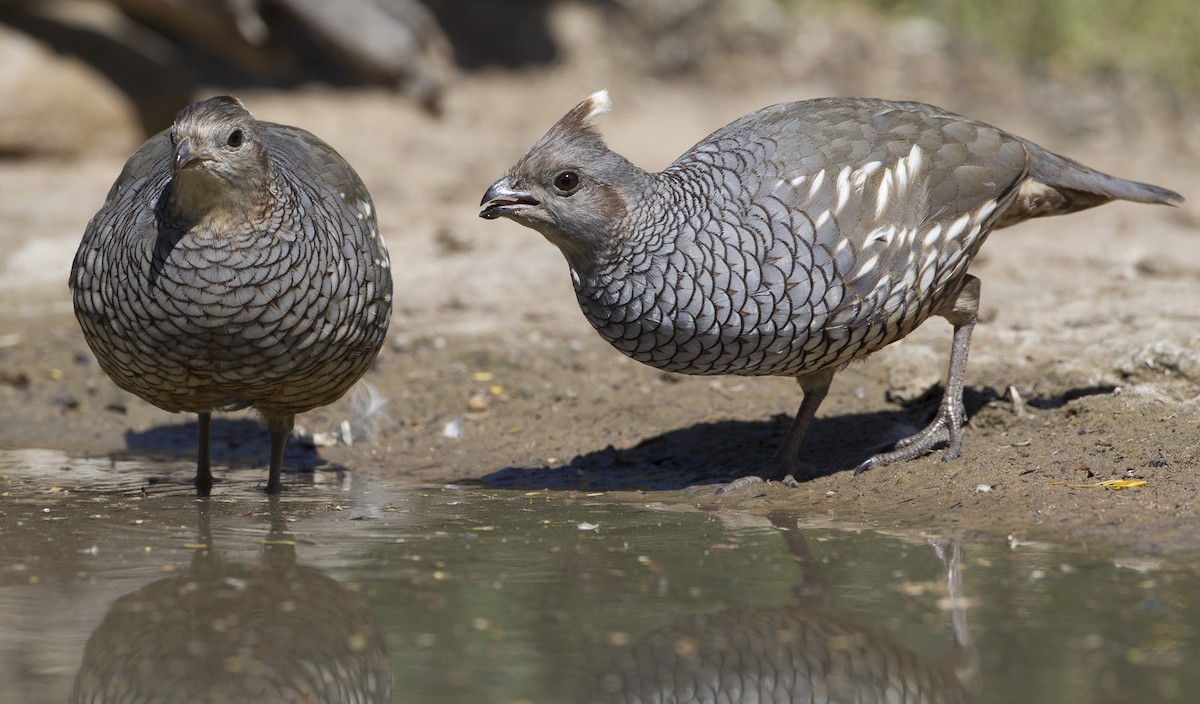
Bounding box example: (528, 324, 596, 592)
(2, 10, 1198, 553)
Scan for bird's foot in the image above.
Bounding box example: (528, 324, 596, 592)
(194, 471, 214, 498)
(854, 404, 965, 475)
(716, 458, 808, 494)
(716, 475, 766, 494)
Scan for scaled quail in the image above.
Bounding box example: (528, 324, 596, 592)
(71, 96, 392, 495)
(480, 91, 1182, 485)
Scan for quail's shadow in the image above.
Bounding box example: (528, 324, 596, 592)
(1025, 384, 1117, 409)
(475, 385, 1000, 491)
(475, 415, 866, 491)
(576, 511, 979, 702)
(72, 499, 393, 703)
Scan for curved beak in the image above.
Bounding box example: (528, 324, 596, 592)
(479, 177, 539, 220)
(174, 137, 213, 171)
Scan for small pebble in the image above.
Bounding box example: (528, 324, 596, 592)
(0, 372, 30, 390)
(467, 393, 489, 413)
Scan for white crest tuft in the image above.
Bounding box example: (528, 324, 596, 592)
(582, 90, 612, 125)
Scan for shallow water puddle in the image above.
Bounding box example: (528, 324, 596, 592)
(1, 449, 1198, 703)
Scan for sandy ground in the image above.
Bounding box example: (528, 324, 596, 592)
(2, 14, 1199, 553)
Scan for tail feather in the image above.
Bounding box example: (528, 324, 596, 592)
(993, 139, 1183, 229)
(1023, 139, 1183, 205)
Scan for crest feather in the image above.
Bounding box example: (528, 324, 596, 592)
(518, 90, 617, 169)
(580, 90, 612, 124)
(558, 90, 612, 135)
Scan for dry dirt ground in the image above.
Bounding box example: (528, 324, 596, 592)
(2, 23, 1199, 553)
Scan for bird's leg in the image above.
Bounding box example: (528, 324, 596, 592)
(720, 369, 835, 492)
(196, 412, 213, 497)
(263, 414, 294, 494)
(768, 370, 835, 482)
(855, 275, 980, 475)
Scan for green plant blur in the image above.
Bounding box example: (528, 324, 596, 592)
(787, 0, 1200, 100)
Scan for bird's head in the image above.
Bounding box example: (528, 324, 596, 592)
(167, 96, 271, 223)
(480, 90, 649, 269)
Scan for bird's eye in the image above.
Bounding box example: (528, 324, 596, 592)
(227, 129, 244, 148)
(553, 171, 580, 194)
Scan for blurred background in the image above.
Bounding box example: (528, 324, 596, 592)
(0, 0, 1197, 157)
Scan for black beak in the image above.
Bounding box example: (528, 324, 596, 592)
(479, 178, 539, 220)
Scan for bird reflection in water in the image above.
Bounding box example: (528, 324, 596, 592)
(580, 512, 978, 704)
(71, 499, 392, 703)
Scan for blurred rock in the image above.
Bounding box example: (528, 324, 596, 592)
(593, 0, 792, 80)
(110, 0, 454, 107)
(0, 0, 455, 156)
(0, 1, 195, 149)
(424, 0, 557, 69)
(1117, 341, 1200, 386)
(0, 19, 140, 156)
(283, 0, 453, 102)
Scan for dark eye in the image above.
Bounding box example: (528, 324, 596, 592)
(553, 171, 580, 193)
(227, 129, 244, 148)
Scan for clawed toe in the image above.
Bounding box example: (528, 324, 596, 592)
(854, 412, 963, 475)
(715, 472, 806, 494)
(716, 475, 767, 494)
(717, 456, 813, 493)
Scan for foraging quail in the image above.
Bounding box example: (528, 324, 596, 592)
(480, 91, 1182, 484)
(71, 96, 392, 495)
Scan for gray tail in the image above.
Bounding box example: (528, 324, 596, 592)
(1024, 139, 1183, 206)
(993, 139, 1185, 228)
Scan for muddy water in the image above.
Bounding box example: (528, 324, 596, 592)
(1, 450, 1197, 703)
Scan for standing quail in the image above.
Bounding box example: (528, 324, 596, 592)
(71, 96, 392, 495)
(72, 504, 393, 703)
(480, 91, 1182, 484)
